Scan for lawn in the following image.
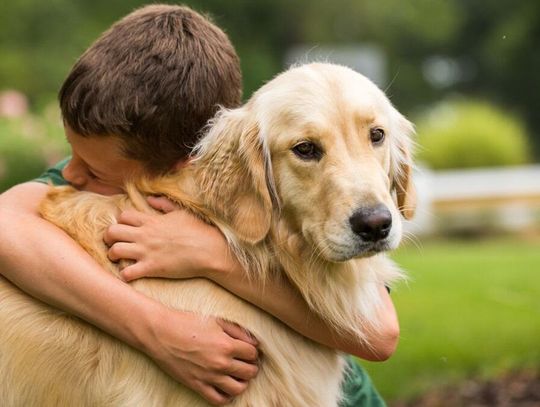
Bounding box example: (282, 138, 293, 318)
(362, 237, 540, 403)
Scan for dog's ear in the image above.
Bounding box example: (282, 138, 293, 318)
(194, 108, 275, 244)
(391, 116, 416, 220)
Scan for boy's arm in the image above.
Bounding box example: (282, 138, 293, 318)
(107, 207, 400, 361)
(209, 269, 399, 361)
(0, 182, 258, 406)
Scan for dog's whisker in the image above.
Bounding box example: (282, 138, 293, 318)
(401, 231, 423, 252)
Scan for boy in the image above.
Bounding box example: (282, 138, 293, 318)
(0, 5, 396, 406)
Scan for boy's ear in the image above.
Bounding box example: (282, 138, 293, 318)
(194, 109, 275, 244)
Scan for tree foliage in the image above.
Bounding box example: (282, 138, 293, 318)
(0, 0, 539, 158)
(416, 99, 530, 169)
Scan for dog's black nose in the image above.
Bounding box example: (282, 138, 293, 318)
(349, 205, 392, 242)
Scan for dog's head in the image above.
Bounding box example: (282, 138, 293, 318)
(194, 63, 415, 261)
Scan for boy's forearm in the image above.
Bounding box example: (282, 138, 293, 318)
(208, 265, 399, 361)
(0, 183, 158, 353)
(0, 213, 164, 352)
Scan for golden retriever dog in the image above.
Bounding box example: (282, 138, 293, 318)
(0, 63, 415, 406)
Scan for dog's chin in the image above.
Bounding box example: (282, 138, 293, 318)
(354, 240, 392, 258)
(318, 236, 400, 263)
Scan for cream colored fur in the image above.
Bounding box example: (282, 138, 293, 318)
(0, 63, 415, 406)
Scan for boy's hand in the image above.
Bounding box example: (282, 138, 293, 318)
(104, 198, 262, 403)
(104, 206, 240, 282)
(146, 195, 178, 213)
(146, 308, 259, 405)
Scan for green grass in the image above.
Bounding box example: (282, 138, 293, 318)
(362, 237, 540, 402)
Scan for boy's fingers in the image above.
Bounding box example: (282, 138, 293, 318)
(147, 195, 178, 213)
(119, 262, 147, 281)
(213, 375, 249, 399)
(231, 339, 258, 362)
(103, 223, 139, 246)
(108, 242, 141, 262)
(226, 359, 259, 381)
(117, 209, 148, 226)
(197, 383, 232, 406)
(218, 319, 259, 346)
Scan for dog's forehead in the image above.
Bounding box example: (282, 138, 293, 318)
(253, 63, 392, 133)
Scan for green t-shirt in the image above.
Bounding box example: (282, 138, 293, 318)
(36, 158, 386, 407)
(34, 157, 71, 186)
(340, 358, 386, 407)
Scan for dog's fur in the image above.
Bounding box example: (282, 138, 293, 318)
(0, 63, 415, 406)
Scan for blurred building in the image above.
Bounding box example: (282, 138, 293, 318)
(409, 165, 540, 236)
(285, 44, 386, 88)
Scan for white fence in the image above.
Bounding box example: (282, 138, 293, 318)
(407, 165, 540, 235)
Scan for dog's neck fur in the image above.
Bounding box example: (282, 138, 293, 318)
(129, 159, 395, 343)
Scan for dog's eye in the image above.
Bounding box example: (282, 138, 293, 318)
(292, 141, 323, 160)
(370, 128, 385, 145)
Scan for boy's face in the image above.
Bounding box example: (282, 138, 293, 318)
(62, 125, 145, 195)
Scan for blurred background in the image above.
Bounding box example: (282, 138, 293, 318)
(1, 0, 539, 405)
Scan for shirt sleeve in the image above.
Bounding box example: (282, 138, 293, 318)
(339, 356, 387, 407)
(33, 157, 71, 186)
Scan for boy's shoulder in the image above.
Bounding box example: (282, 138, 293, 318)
(34, 157, 70, 187)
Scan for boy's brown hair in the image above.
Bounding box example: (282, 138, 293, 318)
(59, 4, 242, 174)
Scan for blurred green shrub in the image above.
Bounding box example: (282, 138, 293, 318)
(0, 105, 68, 192)
(416, 99, 531, 169)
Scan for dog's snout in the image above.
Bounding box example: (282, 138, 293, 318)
(349, 205, 392, 242)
